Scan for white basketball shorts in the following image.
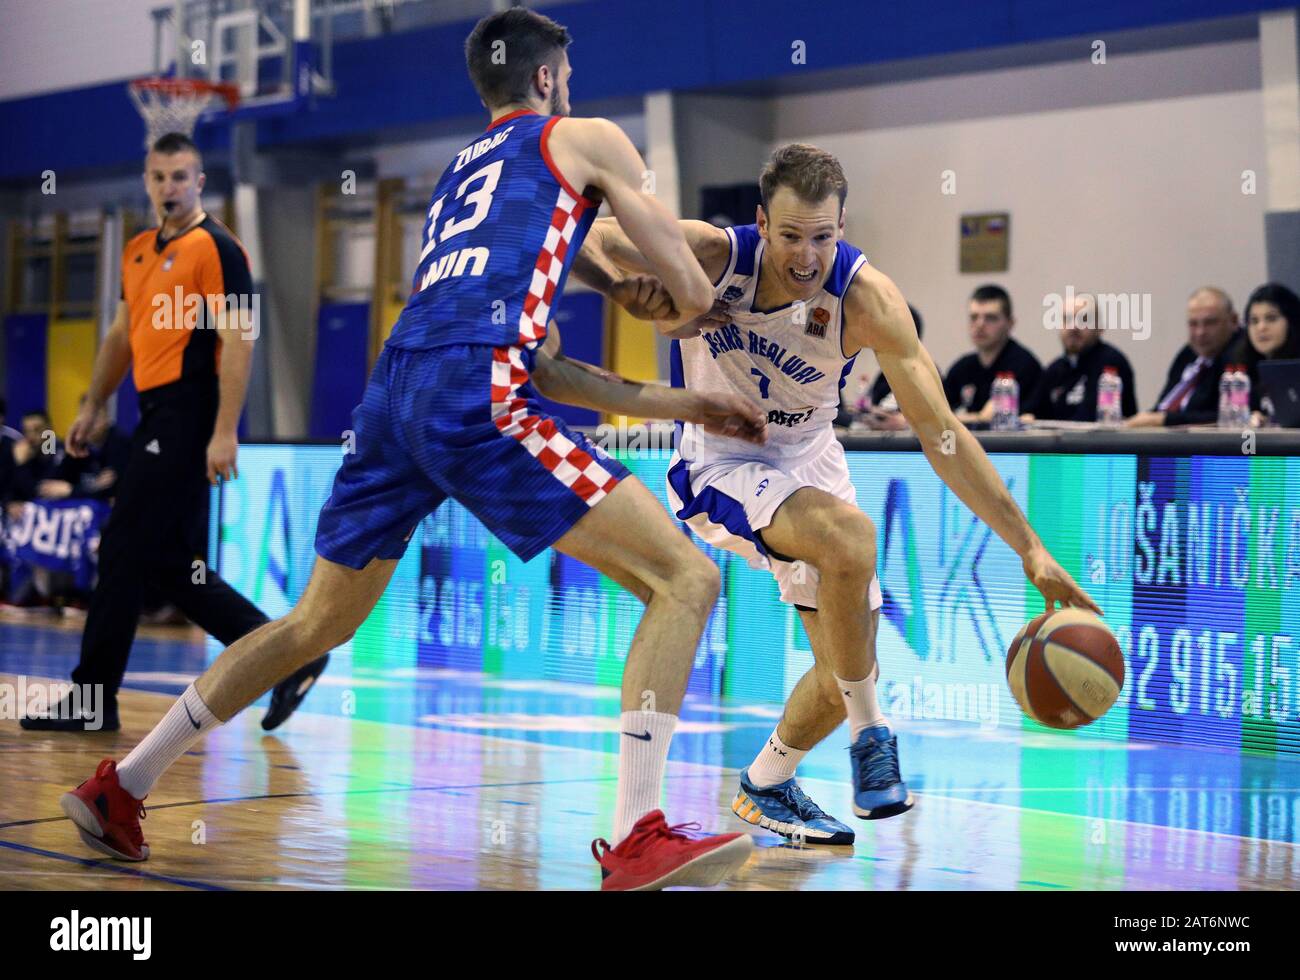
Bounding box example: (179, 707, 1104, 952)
(665, 438, 883, 611)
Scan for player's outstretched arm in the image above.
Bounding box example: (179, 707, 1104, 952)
(549, 118, 715, 330)
(573, 218, 731, 335)
(580, 217, 731, 281)
(846, 267, 1100, 614)
(532, 325, 766, 444)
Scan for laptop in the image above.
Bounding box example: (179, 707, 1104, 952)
(1258, 359, 1300, 428)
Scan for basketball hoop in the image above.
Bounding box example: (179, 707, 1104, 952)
(128, 78, 240, 148)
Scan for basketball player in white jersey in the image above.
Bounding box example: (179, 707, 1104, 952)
(575, 143, 1101, 845)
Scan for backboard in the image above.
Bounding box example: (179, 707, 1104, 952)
(146, 0, 334, 120)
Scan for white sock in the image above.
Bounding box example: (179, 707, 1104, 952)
(746, 727, 807, 789)
(117, 684, 221, 799)
(836, 663, 888, 741)
(613, 710, 677, 844)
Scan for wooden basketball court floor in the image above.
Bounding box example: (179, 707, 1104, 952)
(3, 615, 1299, 890)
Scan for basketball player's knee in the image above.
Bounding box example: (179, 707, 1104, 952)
(665, 549, 720, 614)
(821, 511, 877, 583)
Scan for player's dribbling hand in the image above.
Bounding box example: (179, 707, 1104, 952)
(610, 275, 677, 321)
(66, 402, 106, 458)
(206, 430, 239, 484)
(1022, 545, 1103, 616)
(689, 392, 768, 445)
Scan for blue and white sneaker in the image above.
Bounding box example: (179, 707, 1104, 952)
(849, 724, 914, 820)
(732, 769, 855, 846)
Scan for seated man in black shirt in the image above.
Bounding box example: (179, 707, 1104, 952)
(1126, 286, 1239, 428)
(40, 396, 132, 502)
(942, 284, 1042, 423)
(1025, 293, 1138, 422)
(0, 410, 65, 606)
(1, 411, 63, 514)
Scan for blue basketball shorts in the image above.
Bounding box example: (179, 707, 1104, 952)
(314, 343, 629, 567)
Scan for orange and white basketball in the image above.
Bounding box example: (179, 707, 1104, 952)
(1005, 609, 1124, 729)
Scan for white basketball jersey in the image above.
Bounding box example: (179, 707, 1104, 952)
(672, 224, 866, 465)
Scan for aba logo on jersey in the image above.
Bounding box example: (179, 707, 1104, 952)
(721, 285, 744, 304)
(163, 253, 176, 271)
(805, 306, 830, 338)
(755, 479, 769, 497)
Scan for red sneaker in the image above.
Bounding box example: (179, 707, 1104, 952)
(591, 810, 753, 890)
(59, 759, 149, 861)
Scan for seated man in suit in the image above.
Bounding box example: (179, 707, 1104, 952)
(1126, 286, 1239, 428)
(1024, 293, 1137, 422)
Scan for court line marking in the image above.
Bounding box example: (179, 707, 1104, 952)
(327, 724, 1300, 851)
(5, 751, 1295, 857)
(0, 838, 230, 891)
(868, 792, 1300, 850)
(0, 773, 719, 832)
(0, 870, 370, 890)
(904, 787, 1300, 793)
(5, 674, 1299, 856)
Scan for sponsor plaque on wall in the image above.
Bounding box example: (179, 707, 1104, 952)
(960, 212, 1010, 273)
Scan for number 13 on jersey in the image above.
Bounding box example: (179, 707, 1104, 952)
(415, 159, 502, 292)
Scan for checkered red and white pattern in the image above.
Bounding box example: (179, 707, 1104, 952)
(516, 187, 588, 345)
(490, 345, 620, 506)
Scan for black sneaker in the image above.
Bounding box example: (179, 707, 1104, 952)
(262, 654, 330, 731)
(20, 691, 120, 732)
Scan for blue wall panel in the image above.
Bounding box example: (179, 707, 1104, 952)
(4, 314, 48, 427)
(309, 302, 370, 439)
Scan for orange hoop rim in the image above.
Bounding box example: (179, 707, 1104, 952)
(128, 77, 240, 109)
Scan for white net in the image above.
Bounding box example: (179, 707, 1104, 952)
(128, 80, 233, 148)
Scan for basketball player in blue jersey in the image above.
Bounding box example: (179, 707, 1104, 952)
(574, 143, 1101, 847)
(58, 8, 769, 891)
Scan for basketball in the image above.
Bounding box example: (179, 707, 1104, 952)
(1006, 609, 1124, 729)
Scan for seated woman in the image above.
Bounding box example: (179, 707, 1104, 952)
(1228, 283, 1300, 426)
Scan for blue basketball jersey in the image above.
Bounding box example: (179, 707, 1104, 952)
(386, 109, 598, 351)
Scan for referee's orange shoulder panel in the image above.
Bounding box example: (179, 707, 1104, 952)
(121, 217, 253, 394)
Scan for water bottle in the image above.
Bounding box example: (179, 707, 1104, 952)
(1097, 366, 1122, 425)
(1218, 367, 1234, 428)
(853, 374, 872, 416)
(991, 372, 1019, 431)
(1233, 364, 1252, 428)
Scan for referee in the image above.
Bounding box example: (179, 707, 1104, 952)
(22, 133, 327, 733)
